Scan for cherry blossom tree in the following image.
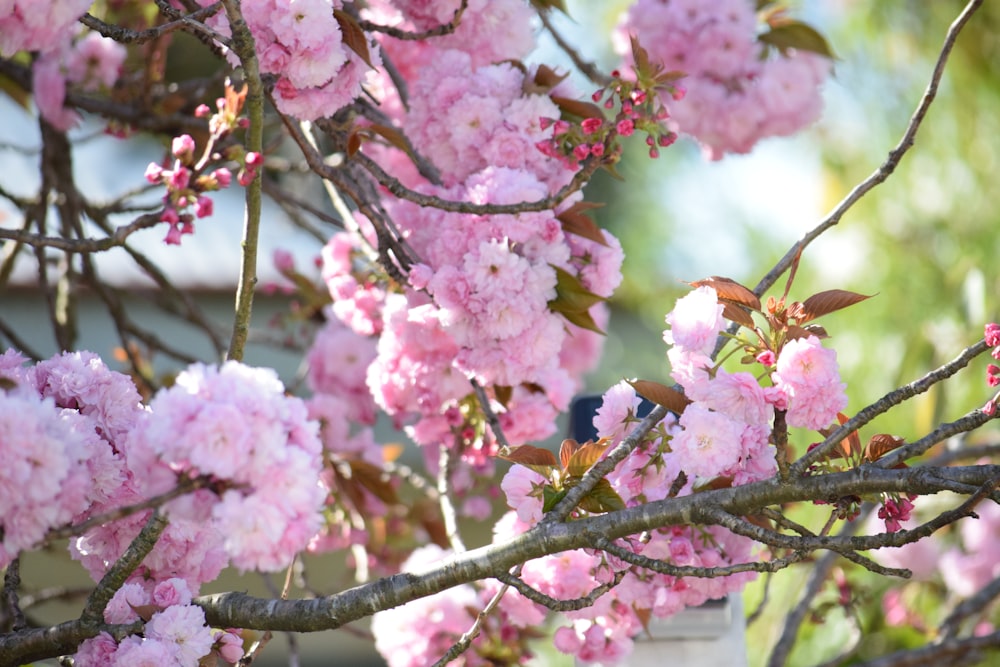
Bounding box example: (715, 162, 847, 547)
(0, 1, 997, 666)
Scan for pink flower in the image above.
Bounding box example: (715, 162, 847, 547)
(371, 546, 480, 667)
(670, 403, 745, 479)
(878, 497, 914, 533)
(772, 336, 847, 430)
(700, 369, 773, 426)
(145, 604, 216, 666)
(214, 629, 244, 664)
(32, 53, 81, 131)
(110, 636, 178, 667)
(501, 465, 546, 525)
(663, 286, 726, 355)
(756, 349, 776, 366)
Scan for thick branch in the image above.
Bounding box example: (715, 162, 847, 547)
(196, 464, 1000, 632)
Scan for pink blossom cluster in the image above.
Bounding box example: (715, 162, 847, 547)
(145, 134, 232, 244)
(663, 287, 783, 483)
(982, 322, 1000, 414)
(134, 361, 327, 573)
(492, 283, 854, 663)
(196, 0, 381, 120)
(0, 0, 123, 131)
(23, 29, 127, 131)
(353, 167, 619, 453)
(0, 350, 136, 568)
(616, 0, 831, 159)
(0, 0, 92, 56)
(75, 578, 243, 666)
(399, 49, 574, 189)
(364, 0, 536, 87)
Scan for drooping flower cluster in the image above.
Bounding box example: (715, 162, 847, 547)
(134, 361, 326, 573)
(616, 0, 832, 159)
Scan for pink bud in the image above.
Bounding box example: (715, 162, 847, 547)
(171, 134, 196, 161)
(616, 119, 635, 137)
(245, 151, 263, 167)
(144, 162, 164, 184)
(273, 248, 295, 273)
(581, 118, 603, 135)
(194, 104, 211, 118)
(194, 195, 214, 219)
(985, 323, 1000, 347)
(213, 167, 232, 188)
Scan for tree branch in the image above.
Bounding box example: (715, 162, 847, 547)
(195, 465, 1000, 632)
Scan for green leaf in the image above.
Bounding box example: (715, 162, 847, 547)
(550, 265, 605, 312)
(542, 486, 568, 513)
(577, 479, 626, 514)
(548, 266, 606, 334)
(759, 20, 837, 59)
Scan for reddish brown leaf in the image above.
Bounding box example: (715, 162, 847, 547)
(349, 459, 400, 505)
(494, 384, 513, 408)
(802, 323, 829, 339)
(333, 9, 375, 68)
(722, 302, 755, 329)
(557, 202, 608, 246)
(626, 379, 690, 415)
(533, 63, 569, 90)
(128, 603, 160, 622)
(366, 123, 411, 154)
(784, 324, 815, 342)
(346, 131, 362, 157)
(501, 444, 558, 467)
(689, 276, 762, 311)
(413, 499, 450, 548)
(551, 95, 605, 120)
(864, 434, 906, 462)
(558, 438, 578, 470)
(693, 476, 734, 492)
(634, 605, 653, 637)
(821, 412, 861, 460)
(795, 289, 872, 323)
(566, 438, 610, 477)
